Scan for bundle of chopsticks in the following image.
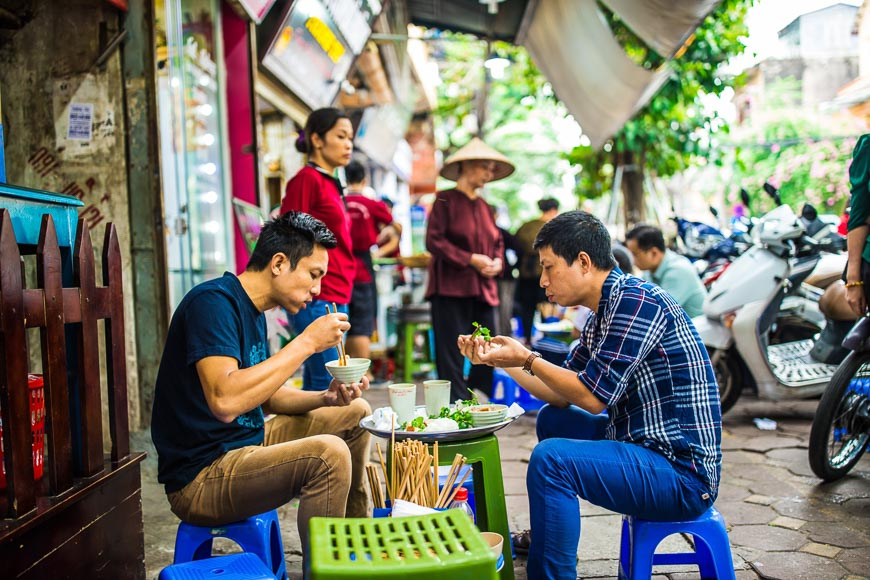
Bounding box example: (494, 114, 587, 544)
(366, 440, 472, 510)
(328, 302, 347, 366)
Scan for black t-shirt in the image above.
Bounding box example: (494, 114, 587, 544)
(151, 273, 267, 493)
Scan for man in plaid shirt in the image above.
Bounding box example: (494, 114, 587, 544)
(459, 211, 722, 580)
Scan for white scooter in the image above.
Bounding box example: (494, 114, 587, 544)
(693, 204, 845, 413)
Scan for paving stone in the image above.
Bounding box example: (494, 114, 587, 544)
(577, 513, 622, 561)
(770, 497, 840, 522)
(729, 524, 807, 552)
(746, 478, 803, 499)
(503, 474, 528, 495)
(748, 550, 847, 580)
(799, 541, 841, 558)
(727, 462, 783, 482)
(576, 557, 621, 578)
(745, 494, 775, 506)
(837, 545, 870, 576)
(726, 450, 768, 464)
(716, 500, 778, 525)
(502, 461, 528, 480)
(769, 515, 805, 530)
(716, 484, 752, 503)
(803, 520, 870, 548)
(739, 435, 805, 454)
(765, 447, 816, 478)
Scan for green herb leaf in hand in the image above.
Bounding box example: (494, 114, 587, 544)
(471, 321, 492, 342)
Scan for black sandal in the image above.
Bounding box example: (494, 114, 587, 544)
(512, 529, 531, 555)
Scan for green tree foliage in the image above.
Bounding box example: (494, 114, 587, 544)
(430, 33, 575, 227)
(566, 0, 754, 222)
(700, 122, 856, 219)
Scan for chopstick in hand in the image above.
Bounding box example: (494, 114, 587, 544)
(331, 302, 347, 366)
(328, 303, 347, 366)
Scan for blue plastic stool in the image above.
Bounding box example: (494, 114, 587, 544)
(491, 367, 546, 412)
(173, 510, 287, 580)
(159, 552, 276, 579)
(618, 506, 735, 580)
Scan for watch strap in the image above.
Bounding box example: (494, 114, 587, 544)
(523, 351, 542, 376)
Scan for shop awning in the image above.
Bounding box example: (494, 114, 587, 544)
(406, 0, 720, 148)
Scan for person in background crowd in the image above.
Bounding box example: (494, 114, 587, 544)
(426, 138, 514, 401)
(151, 212, 371, 562)
(515, 197, 560, 345)
(344, 160, 401, 364)
(280, 108, 355, 390)
(624, 224, 706, 319)
(458, 211, 721, 579)
(376, 196, 405, 287)
(846, 135, 870, 317)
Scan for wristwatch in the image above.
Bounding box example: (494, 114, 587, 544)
(522, 351, 542, 376)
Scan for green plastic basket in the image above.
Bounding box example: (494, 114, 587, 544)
(308, 509, 498, 579)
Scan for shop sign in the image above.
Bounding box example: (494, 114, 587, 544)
(322, 0, 382, 54)
(262, 0, 355, 109)
(355, 103, 411, 169)
(235, 0, 278, 24)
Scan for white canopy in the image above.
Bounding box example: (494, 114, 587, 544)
(522, 0, 718, 148)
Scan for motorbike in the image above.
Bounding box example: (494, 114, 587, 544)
(808, 316, 870, 481)
(693, 202, 847, 413)
(672, 189, 755, 289)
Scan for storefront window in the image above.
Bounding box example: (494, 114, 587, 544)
(156, 0, 233, 309)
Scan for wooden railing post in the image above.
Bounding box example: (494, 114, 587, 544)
(37, 215, 73, 493)
(0, 209, 36, 516)
(72, 219, 103, 476)
(103, 224, 129, 462)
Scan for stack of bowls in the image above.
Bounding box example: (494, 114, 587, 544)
(468, 404, 508, 428)
(324, 358, 371, 384)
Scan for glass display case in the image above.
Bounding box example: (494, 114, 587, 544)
(156, 0, 233, 309)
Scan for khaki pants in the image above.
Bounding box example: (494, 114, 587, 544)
(167, 398, 371, 551)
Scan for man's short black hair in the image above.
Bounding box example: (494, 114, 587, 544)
(625, 225, 666, 253)
(534, 210, 617, 270)
(538, 197, 560, 213)
(246, 211, 337, 272)
(345, 160, 366, 185)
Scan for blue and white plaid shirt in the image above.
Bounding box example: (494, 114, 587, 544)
(569, 269, 722, 495)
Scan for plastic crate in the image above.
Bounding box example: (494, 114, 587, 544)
(308, 509, 497, 579)
(0, 374, 45, 489)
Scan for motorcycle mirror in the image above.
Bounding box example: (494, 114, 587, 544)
(709, 206, 720, 218)
(763, 182, 777, 198)
(740, 188, 751, 208)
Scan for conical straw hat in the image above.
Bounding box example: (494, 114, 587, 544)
(440, 137, 515, 182)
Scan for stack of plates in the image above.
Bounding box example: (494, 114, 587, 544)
(468, 404, 508, 427)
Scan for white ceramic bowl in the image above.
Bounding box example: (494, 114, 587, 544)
(468, 404, 508, 427)
(325, 358, 371, 384)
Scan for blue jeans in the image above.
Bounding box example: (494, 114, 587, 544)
(288, 300, 348, 391)
(527, 405, 714, 580)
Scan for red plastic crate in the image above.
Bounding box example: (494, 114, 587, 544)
(0, 374, 45, 489)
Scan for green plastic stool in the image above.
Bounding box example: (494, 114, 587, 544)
(396, 304, 436, 382)
(307, 509, 497, 579)
(388, 435, 515, 580)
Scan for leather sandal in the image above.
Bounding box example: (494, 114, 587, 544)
(512, 529, 531, 555)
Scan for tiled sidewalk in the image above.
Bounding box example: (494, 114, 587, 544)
(139, 386, 870, 579)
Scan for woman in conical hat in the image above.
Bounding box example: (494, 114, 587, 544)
(425, 137, 516, 402)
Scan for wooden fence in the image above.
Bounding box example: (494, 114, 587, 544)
(0, 208, 144, 578)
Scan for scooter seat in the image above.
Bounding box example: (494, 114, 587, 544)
(843, 316, 870, 352)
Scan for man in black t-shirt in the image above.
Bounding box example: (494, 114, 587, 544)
(151, 211, 371, 556)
